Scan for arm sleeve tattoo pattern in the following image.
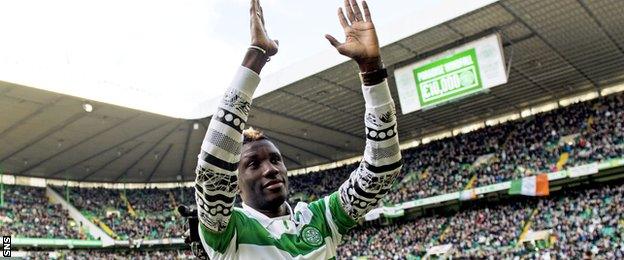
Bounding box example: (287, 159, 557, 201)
(195, 67, 259, 233)
(338, 79, 403, 220)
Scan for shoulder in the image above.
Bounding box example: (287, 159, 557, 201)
(231, 207, 248, 222)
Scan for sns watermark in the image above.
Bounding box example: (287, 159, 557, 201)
(2, 236, 10, 257)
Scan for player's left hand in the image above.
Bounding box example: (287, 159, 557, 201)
(325, 0, 381, 72)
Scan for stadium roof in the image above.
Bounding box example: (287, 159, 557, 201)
(1, 0, 624, 183)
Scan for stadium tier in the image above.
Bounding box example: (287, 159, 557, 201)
(338, 181, 624, 259)
(58, 187, 186, 240)
(289, 92, 624, 205)
(0, 185, 87, 240)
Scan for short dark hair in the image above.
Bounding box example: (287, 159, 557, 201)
(243, 127, 268, 144)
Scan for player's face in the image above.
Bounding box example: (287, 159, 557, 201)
(238, 139, 289, 210)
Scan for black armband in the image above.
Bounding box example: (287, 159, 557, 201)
(360, 68, 388, 86)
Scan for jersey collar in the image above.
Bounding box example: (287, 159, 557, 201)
(241, 202, 294, 229)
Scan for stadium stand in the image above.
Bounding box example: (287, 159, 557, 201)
(530, 183, 624, 258)
(287, 92, 624, 205)
(338, 182, 624, 259)
(59, 187, 185, 240)
(0, 185, 86, 239)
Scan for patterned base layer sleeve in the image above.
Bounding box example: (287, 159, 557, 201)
(337, 79, 403, 222)
(195, 66, 260, 233)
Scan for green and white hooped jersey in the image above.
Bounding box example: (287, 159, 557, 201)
(199, 192, 357, 260)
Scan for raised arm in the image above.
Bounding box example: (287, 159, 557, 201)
(326, 0, 402, 221)
(195, 0, 278, 233)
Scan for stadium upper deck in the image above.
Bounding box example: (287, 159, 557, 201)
(0, 0, 623, 182)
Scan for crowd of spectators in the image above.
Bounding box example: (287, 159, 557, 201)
(338, 215, 446, 258)
(338, 199, 534, 258)
(338, 182, 624, 259)
(0, 185, 85, 239)
(62, 187, 185, 240)
(531, 183, 624, 258)
(286, 92, 624, 205)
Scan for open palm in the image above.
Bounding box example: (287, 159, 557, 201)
(326, 0, 380, 65)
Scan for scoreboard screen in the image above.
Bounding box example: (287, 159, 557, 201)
(394, 33, 508, 114)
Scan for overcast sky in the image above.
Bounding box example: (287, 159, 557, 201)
(0, 0, 491, 118)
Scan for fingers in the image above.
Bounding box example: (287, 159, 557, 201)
(250, 0, 257, 15)
(362, 1, 372, 22)
(344, 0, 356, 23)
(338, 8, 349, 29)
(325, 34, 342, 48)
(350, 0, 364, 22)
(250, 0, 264, 25)
(274, 39, 279, 46)
(258, 0, 265, 25)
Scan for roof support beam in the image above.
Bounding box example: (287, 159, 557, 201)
(178, 122, 194, 177)
(279, 90, 360, 118)
(0, 97, 64, 140)
(19, 114, 140, 175)
(576, 0, 624, 56)
(113, 122, 182, 182)
(313, 76, 362, 96)
(261, 128, 359, 153)
(0, 112, 85, 165)
(78, 141, 144, 182)
(446, 24, 465, 38)
(0, 83, 14, 94)
(510, 67, 557, 98)
(500, 2, 599, 87)
(146, 143, 173, 182)
(253, 106, 362, 141)
(267, 135, 333, 162)
(281, 154, 303, 167)
(49, 121, 171, 178)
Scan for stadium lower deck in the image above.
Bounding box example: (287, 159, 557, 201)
(1, 91, 623, 259)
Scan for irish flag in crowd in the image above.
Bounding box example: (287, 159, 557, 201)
(509, 174, 549, 196)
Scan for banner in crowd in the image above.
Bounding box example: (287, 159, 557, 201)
(363, 206, 404, 220)
(11, 238, 102, 248)
(394, 33, 507, 114)
(568, 162, 599, 178)
(401, 192, 459, 208)
(509, 174, 549, 196)
(547, 170, 568, 181)
(383, 207, 404, 218)
(598, 158, 624, 170)
(425, 244, 453, 258)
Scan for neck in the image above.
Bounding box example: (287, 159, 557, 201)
(254, 203, 288, 218)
